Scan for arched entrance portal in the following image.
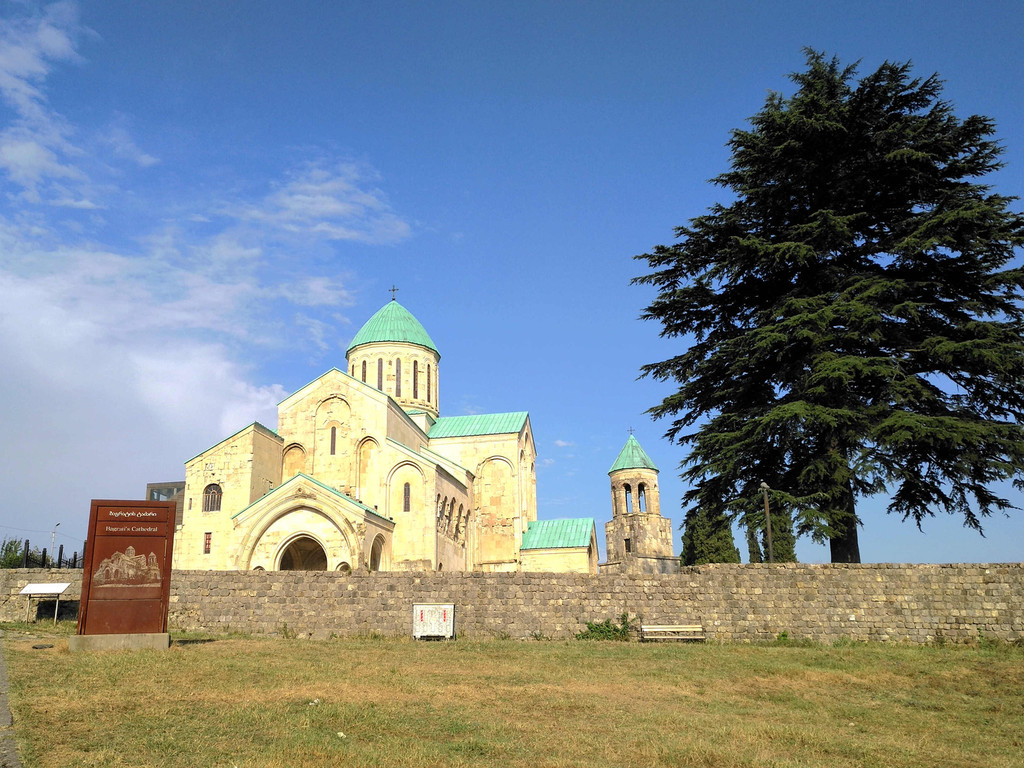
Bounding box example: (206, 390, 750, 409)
(278, 536, 328, 571)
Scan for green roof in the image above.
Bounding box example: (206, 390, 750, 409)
(231, 473, 391, 523)
(608, 435, 659, 474)
(429, 412, 528, 439)
(520, 518, 595, 550)
(346, 300, 439, 355)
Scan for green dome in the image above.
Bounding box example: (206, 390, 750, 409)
(346, 300, 439, 356)
(608, 435, 659, 474)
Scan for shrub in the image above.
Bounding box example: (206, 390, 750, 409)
(576, 613, 636, 641)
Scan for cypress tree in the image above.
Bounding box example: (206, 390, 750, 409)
(681, 506, 741, 565)
(637, 50, 1024, 562)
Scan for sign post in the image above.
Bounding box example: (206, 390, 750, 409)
(70, 499, 176, 652)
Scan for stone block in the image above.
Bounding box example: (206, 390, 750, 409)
(69, 633, 171, 652)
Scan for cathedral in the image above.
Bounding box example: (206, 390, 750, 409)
(163, 298, 674, 574)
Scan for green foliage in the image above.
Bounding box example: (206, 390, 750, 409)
(0, 537, 42, 568)
(681, 507, 740, 565)
(744, 496, 798, 564)
(576, 613, 637, 641)
(0, 537, 24, 568)
(635, 50, 1024, 562)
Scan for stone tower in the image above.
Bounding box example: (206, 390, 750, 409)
(603, 435, 677, 574)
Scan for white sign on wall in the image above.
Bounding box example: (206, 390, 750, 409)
(412, 603, 455, 639)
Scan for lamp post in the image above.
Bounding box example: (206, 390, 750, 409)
(51, 522, 60, 566)
(759, 483, 774, 564)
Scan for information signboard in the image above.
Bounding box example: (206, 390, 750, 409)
(77, 499, 176, 636)
(412, 603, 455, 639)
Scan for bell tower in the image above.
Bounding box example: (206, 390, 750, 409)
(604, 434, 676, 574)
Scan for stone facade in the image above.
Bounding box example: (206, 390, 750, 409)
(171, 300, 543, 574)
(5, 563, 1021, 644)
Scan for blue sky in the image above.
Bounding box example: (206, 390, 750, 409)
(2, 0, 1023, 564)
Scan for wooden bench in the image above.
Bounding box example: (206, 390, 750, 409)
(640, 624, 705, 642)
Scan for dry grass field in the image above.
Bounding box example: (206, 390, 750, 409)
(2, 622, 1022, 768)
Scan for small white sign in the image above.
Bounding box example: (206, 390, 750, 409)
(20, 583, 71, 596)
(413, 603, 455, 639)
(20, 583, 72, 624)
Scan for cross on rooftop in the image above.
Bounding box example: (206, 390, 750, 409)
(389, 285, 399, 301)
(627, 427, 635, 435)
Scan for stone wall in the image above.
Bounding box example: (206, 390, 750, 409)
(2, 563, 1021, 644)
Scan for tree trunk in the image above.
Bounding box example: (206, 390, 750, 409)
(829, 483, 861, 563)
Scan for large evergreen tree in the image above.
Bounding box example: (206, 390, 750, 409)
(636, 51, 1024, 562)
(681, 506, 741, 565)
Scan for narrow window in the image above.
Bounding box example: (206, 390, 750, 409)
(330, 426, 337, 455)
(403, 482, 411, 512)
(624, 483, 633, 514)
(204, 532, 212, 554)
(377, 358, 383, 390)
(413, 360, 419, 399)
(638, 483, 647, 512)
(395, 358, 402, 397)
(203, 484, 222, 512)
(427, 363, 431, 403)
(361, 360, 367, 382)
(624, 538, 631, 553)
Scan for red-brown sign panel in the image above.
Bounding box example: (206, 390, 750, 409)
(77, 500, 176, 636)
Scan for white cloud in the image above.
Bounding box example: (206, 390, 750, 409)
(230, 161, 412, 245)
(554, 439, 575, 448)
(276, 275, 356, 308)
(294, 315, 332, 352)
(0, 2, 86, 201)
(102, 119, 159, 168)
(0, 136, 77, 185)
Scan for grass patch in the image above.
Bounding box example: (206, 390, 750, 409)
(2, 625, 1023, 767)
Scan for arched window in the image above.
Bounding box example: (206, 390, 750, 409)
(638, 483, 647, 512)
(413, 360, 419, 399)
(403, 482, 411, 512)
(330, 426, 337, 456)
(202, 484, 222, 512)
(395, 358, 402, 397)
(377, 358, 383, 390)
(427, 363, 431, 403)
(361, 360, 367, 382)
(624, 483, 633, 514)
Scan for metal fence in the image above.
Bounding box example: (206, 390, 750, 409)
(11, 540, 84, 569)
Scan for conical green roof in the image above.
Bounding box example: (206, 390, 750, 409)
(608, 435, 659, 474)
(346, 300, 439, 356)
